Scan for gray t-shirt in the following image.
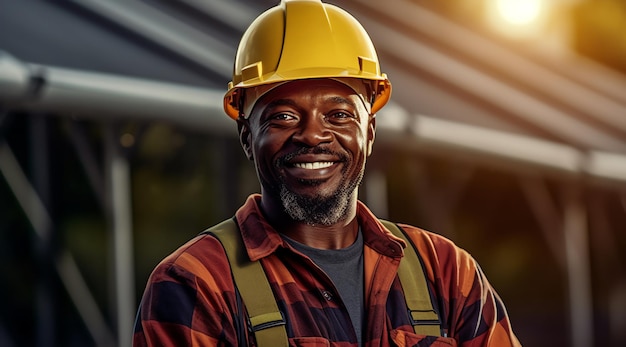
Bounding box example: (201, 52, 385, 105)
(283, 231, 364, 346)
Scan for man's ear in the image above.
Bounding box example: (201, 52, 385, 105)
(237, 119, 254, 161)
(366, 115, 376, 157)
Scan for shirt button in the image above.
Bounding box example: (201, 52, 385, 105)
(321, 290, 333, 301)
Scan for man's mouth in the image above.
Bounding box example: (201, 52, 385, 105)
(292, 162, 335, 170)
(277, 147, 346, 175)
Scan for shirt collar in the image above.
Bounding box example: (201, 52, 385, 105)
(235, 194, 406, 261)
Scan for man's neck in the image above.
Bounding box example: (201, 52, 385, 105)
(259, 193, 360, 249)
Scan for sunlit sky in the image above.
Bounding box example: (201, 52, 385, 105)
(496, 0, 543, 25)
(486, 0, 552, 41)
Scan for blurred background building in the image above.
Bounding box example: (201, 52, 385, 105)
(1, 0, 625, 346)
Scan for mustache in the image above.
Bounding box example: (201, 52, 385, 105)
(276, 146, 348, 167)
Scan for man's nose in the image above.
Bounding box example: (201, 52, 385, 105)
(291, 114, 333, 146)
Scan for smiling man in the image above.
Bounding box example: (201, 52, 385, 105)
(133, 1, 522, 346)
(242, 79, 374, 231)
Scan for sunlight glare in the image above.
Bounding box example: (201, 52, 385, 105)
(496, 0, 542, 26)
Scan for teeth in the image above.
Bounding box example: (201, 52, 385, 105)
(294, 162, 334, 169)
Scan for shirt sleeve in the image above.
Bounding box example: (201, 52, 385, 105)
(400, 224, 522, 347)
(455, 262, 522, 347)
(132, 237, 242, 347)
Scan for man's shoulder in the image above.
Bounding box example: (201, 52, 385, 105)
(394, 223, 458, 247)
(392, 222, 480, 289)
(394, 222, 475, 264)
(150, 226, 232, 279)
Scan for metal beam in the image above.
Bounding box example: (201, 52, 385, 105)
(2, 53, 626, 186)
(362, 18, 626, 151)
(349, 0, 626, 136)
(377, 110, 626, 185)
(178, 0, 258, 31)
(0, 52, 234, 135)
(67, 0, 233, 76)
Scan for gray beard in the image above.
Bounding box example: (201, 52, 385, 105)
(278, 171, 363, 226)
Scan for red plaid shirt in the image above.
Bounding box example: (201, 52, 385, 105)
(134, 194, 521, 346)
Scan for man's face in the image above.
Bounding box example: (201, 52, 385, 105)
(239, 79, 376, 225)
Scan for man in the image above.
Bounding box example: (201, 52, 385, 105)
(133, 0, 522, 346)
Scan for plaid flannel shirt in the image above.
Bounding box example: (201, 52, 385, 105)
(133, 194, 521, 347)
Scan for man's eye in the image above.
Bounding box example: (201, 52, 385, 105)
(263, 112, 298, 125)
(272, 113, 295, 121)
(328, 111, 355, 120)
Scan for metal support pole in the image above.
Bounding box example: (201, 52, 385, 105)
(521, 176, 594, 347)
(562, 185, 593, 347)
(30, 114, 55, 347)
(104, 123, 135, 347)
(67, 120, 105, 208)
(518, 176, 566, 268)
(0, 141, 115, 346)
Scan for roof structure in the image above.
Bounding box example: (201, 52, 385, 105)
(1, 1, 625, 346)
(2, 0, 625, 182)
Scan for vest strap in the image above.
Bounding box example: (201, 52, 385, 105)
(206, 218, 442, 345)
(207, 218, 288, 347)
(380, 220, 442, 337)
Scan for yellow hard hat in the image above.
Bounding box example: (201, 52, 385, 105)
(223, 0, 392, 119)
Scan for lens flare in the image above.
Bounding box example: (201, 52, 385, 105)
(496, 0, 542, 26)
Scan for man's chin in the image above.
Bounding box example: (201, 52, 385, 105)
(287, 180, 339, 199)
(279, 185, 349, 225)
(296, 178, 324, 186)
